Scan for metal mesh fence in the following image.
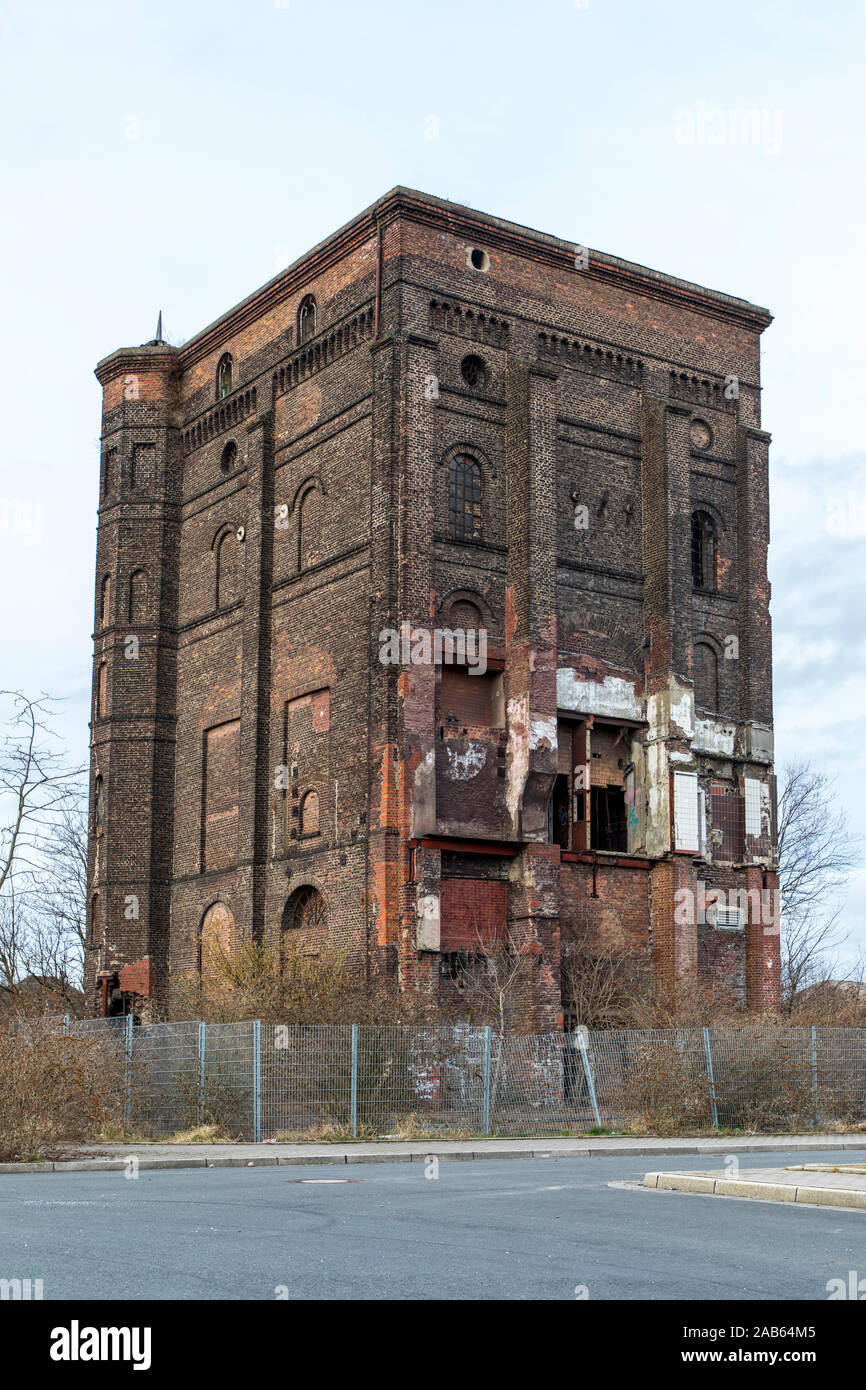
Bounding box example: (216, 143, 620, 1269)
(33, 1020, 866, 1140)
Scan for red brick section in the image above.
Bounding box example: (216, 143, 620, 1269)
(86, 187, 778, 1023)
(440, 879, 508, 951)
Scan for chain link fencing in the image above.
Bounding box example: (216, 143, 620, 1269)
(48, 1019, 866, 1140)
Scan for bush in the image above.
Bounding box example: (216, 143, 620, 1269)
(0, 1018, 125, 1160)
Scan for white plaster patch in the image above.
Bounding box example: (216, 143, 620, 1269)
(530, 716, 557, 751)
(670, 691, 694, 738)
(445, 741, 487, 780)
(416, 893, 440, 952)
(556, 670, 642, 720)
(505, 694, 529, 826)
(693, 717, 736, 756)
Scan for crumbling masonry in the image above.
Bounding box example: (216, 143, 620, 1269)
(87, 188, 780, 1024)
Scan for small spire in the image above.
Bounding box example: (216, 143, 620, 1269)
(155, 309, 163, 342)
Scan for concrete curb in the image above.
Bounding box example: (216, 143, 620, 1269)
(3, 1134, 866, 1175)
(643, 1170, 866, 1209)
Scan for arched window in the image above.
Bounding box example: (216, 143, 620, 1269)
(298, 485, 322, 569)
(96, 662, 108, 718)
(200, 902, 235, 982)
(694, 641, 719, 712)
(299, 789, 320, 836)
(215, 528, 242, 610)
(281, 885, 327, 959)
(216, 353, 233, 400)
(220, 440, 237, 474)
(298, 295, 317, 344)
(128, 569, 147, 624)
(449, 454, 482, 541)
(100, 574, 111, 628)
(93, 774, 105, 832)
(691, 510, 717, 589)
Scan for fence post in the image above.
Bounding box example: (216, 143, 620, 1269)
(811, 1026, 819, 1128)
(703, 1027, 720, 1130)
(253, 1020, 262, 1143)
(198, 1022, 206, 1129)
(482, 1027, 492, 1135)
(63, 1014, 70, 1033)
(350, 1025, 359, 1139)
(576, 1029, 602, 1129)
(124, 1013, 134, 1127)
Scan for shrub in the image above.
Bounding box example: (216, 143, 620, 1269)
(0, 1018, 125, 1160)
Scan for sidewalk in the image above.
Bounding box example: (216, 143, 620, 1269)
(644, 1163, 866, 1210)
(3, 1133, 866, 1174)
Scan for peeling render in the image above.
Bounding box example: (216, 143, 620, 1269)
(529, 716, 558, 752)
(416, 892, 440, 952)
(445, 741, 487, 780)
(694, 715, 736, 757)
(556, 669, 642, 721)
(505, 694, 530, 830)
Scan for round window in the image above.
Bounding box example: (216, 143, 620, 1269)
(468, 247, 490, 272)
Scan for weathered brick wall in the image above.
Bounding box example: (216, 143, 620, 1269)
(88, 189, 778, 1022)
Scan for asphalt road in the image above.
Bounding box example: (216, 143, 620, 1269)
(3, 1148, 866, 1300)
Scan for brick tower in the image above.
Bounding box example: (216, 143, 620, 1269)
(86, 189, 779, 1024)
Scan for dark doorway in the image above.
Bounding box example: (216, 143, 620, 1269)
(591, 785, 627, 852)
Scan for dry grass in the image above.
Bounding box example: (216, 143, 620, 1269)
(167, 1124, 232, 1144)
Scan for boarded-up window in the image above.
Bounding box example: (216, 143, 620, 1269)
(131, 443, 156, 490)
(440, 878, 508, 951)
(298, 486, 322, 570)
(103, 448, 117, 497)
(284, 691, 330, 846)
(129, 569, 147, 624)
(203, 720, 240, 871)
(299, 789, 320, 835)
(100, 574, 111, 628)
(439, 668, 498, 728)
(90, 893, 103, 948)
(673, 771, 699, 853)
(216, 529, 242, 610)
(200, 902, 235, 980)
(694, 642, 718, 712)
(97, 661, 108, 717)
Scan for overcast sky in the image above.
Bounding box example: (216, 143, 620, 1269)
(2, 0, 864, 957)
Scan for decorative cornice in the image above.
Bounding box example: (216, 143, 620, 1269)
(97, 188, 773, 382)
(668, 369, 738, 414)
(183, 385, 257, 454)
(538, 330, 642, 387)
(429, 296, 511, 348)
(272, 305, 375, 401)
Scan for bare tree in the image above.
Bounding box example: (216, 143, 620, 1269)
(25, 797, 88, 993)
(0, 692, 84, 895)
(777, 760, 861, 1006)
(0, 693, 85, 1002)
(469, 917, 539, 1035)
(559, 917, 639, 1030)
(0, 879, 27, 1000)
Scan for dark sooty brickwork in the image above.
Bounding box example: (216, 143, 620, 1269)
(87, 188, 779, 1026)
